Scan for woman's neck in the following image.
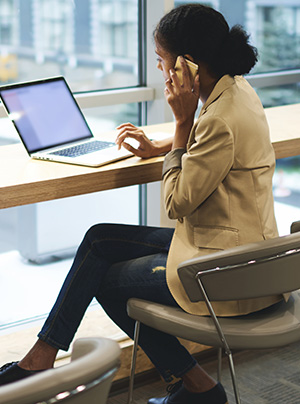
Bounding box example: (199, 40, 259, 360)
(198, 67, 221, 104)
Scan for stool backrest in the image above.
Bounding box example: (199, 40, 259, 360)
(178, 232, 300, 302)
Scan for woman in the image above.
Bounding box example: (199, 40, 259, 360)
(0, 4, 281, 404)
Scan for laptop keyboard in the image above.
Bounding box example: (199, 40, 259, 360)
(49, 140, 115, 158)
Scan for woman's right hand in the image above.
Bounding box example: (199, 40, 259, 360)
(115, 123, 172, 158)
(164, 57, 200, 149)
(165, 57, 200, 127)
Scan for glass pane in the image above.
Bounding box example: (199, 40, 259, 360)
(83, 102, 139, 133)
(0, 102, 140, 329)
(273, 156, 300, 236)
(174, 1, 218, 7)
(173, 1, 300, 75)
(0, 0, 139, 91)
(253, 5, 300, 74)
(255, 83, 300, 108)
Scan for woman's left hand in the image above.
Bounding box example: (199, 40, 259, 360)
(115, 123, 171, 158)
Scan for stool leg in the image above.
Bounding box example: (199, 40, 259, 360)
(127, 320, 140, 404)
(217, 347, 222, 382)
(227, 352, 241, 404)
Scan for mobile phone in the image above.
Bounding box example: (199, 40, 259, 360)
(174, 56, 198, 85)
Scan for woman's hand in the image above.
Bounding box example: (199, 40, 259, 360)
(165, 57, 200, 125)
(115, 123, 172, 158)
(164, 57, 200, 149)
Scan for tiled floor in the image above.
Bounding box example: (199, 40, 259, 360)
(108, 339, 300, 404)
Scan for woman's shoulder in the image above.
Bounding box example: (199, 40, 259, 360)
(201, 75, 264, 123)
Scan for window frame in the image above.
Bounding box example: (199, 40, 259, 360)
(247, 69, 300, 88)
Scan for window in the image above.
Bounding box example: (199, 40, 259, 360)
(273, 156, 300, 236)
(0, 0, 140, 92)
(0, 0, 17, 46)
(0, 0, 144, 334)
(255, 83, 300, 107)
(0, 0, 299, 374)
(0, 0, 299, 322)
(174, 0, 300, 107)
(254, 5, 300, 73)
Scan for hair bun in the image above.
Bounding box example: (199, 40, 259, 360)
(221, 24, 258, 76)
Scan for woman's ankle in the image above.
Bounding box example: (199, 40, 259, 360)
(181, 364, 216, 393)
(18, 339, 58, 371)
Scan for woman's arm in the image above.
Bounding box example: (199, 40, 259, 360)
(163, 116, 234, 220)
(115, 59, 200, 158)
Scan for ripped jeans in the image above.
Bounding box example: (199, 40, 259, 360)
(38, 223, 197, 382)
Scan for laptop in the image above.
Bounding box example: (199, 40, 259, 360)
(0, 76, 132, 167)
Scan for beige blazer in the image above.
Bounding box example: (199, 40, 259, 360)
(163, 75, 282, 316)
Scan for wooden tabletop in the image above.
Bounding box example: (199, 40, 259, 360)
(0, 123, 170, 209)
(265, 103, 300, 159)
(0, 103, 299, 210)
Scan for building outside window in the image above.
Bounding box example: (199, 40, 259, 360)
(0, 0, 142, 334)
(254, 4, 300, 73)
(250, 1, 300, 107)
(0, 0, 139, 92)
(0, 0, 299, 107)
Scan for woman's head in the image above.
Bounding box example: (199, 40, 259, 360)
(154, 3, 258, 78)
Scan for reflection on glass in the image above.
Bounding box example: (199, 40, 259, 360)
(0, 0, 139, 91)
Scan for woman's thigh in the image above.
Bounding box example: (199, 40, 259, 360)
(82, 223, 174, 265)
(97, 250, 178, 307)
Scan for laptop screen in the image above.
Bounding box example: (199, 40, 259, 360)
(0, 77, 93, 153)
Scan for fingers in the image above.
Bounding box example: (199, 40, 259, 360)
(115, 124, 148, 152)
(116, 122, 137, 130)
(164, 77, 173, 96)
(170, 57, 196, 90)
(169, 69, 181, 88)
(193, 74, 201, 98)
(116, 131, 153, 159)
(121, 141, 144, 157)
(178, 56, 191, 86)
(116, 123, 139, 144)
(116, 124, 139, 140)
(116, 130, 143, 145)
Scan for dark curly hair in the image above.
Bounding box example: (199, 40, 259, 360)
(154, 3, 258, 77)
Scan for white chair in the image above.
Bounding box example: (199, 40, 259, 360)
(127, 226, 300, 404)
(0, 337, 120, 404)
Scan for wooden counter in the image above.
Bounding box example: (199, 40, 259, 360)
(0, 104, 299, 210)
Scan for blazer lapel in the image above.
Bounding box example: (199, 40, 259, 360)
(200, 74, 235, 117)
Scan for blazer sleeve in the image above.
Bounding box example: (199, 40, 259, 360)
(162, 115, 234, 220)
